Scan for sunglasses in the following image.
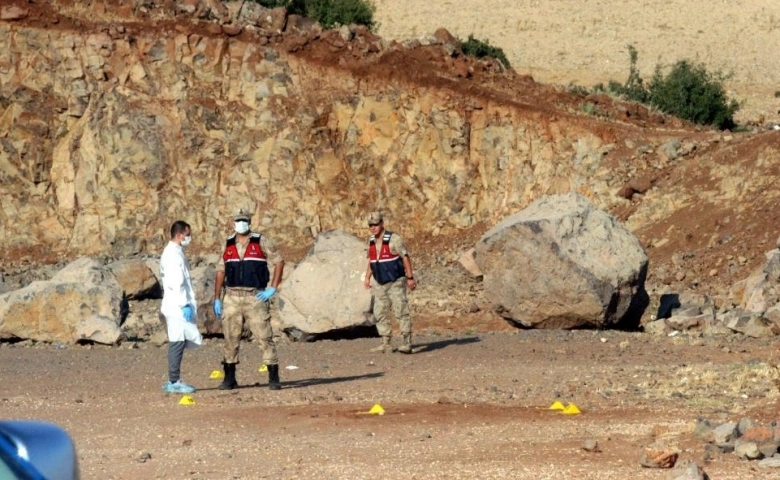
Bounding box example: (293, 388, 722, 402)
(368, 223, 381, 227)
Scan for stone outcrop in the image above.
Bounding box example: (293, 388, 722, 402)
(474, 193, 648, 329)
(277, 230, 373, 334)
(108, 259, 160, 299)
(0, 2, 702, 270)
(0, 257, 124, 344)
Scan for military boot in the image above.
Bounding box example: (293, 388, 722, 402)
(268, 364, 281, 390)
(369, 336, 393, 353)
(218, 362, 238, 390)
(397, 333, 413, 354)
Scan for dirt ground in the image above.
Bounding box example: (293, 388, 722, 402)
(4, 329, 780, 479)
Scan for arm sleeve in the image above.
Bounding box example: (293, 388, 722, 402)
(261, 235, 284, 265)
(389, 234, 409, 257)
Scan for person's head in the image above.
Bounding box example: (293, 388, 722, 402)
(170, 220, 192, 247)
(233, 207, 251, 235)
(367, 211, 384, 236)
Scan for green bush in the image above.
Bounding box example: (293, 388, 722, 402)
(648, 61, 739, 130)
(250, 0, 376, 30)
(605, 45, 739, 130)
(458, 35, 511, 69)
(304, 0, 375, 30)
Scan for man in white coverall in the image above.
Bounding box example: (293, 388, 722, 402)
(160, 220, 203, 394)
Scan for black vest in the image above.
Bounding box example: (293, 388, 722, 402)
(368, 231, 406, 285)
(223, 234, 269, 289)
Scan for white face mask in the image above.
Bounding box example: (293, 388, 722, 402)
(181, 235, 192, 247)
(234, 221, 250, 234)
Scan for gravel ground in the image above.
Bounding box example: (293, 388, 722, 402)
(3, 330, 780, 479)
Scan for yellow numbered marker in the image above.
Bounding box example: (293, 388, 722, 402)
(178, 396, 195, 405)
(562, 404, 581, 415)
(548, 401, 565, 411)
(259, 364, 268, 372)
(209, 370, 224, 379)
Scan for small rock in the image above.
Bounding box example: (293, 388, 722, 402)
(582, 439, 601, 452)
(0, 6, 28, 20)
(667, 459, 708, 480)
(734, 438, 762, 460)
(641, 448, 679, 468)
(137, 452, 152, 463)
(758, 457, 780, 468)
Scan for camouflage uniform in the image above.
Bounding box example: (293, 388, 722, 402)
(371, 233, 413, 338)
(217, 234, 283, 366)
(366, 211, 416, 354)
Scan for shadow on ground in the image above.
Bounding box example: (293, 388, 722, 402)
(198, 372, 386, 391)
(413, 336, 480, 353)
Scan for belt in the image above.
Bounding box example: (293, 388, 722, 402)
(225, 289, 257, 297)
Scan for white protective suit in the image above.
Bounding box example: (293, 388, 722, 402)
(160, 241, 203, 347)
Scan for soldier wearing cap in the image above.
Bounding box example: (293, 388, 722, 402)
(213, 207, 285, 390)
(363, 211, 417, 353)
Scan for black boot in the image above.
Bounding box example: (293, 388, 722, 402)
(268, 364, 281, 391)
(218, 362, 238, 390)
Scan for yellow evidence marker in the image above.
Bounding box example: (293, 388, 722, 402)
(259, 364, 268, 372)
(209, 370, 224, 379)
(562, 404, 581, 415)
(178, 395, 195, 405)
(368, 404, 385, 415)
(548, 401, 565, 411)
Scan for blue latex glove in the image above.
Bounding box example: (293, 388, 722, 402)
(256, 286, 277, 302)
(182, 304, 194, 323)
(213, 299, 222, 318)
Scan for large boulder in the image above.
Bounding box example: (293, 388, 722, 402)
(474, 193, 648, 329)
(0, 257, 124, 344)
(277, 230, 373, 334)
(108, 258, 160, 299)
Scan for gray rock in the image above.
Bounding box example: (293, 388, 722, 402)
(0, 258, 123, 344)
(759, 441, 780, 459)
(735, 438, 762, 460)
(277, 230, 373, 334)
(722, 311, 773, 338)
(474, 193, 648, 329)
(713, 422, 737, 444)
(644, 319, 669, 335)
(758, 457, 780, 468)
(667, 459, 708, 480)
(737, 417, 756, 436)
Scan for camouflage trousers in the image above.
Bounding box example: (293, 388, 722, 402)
(372, 276, 412, 337)
(222, 291, 278, 366)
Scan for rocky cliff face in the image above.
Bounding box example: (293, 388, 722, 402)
(1, 0, 779, 303)
(0, 1, 684, 263)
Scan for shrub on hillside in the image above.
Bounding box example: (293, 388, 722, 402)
(605, 45, 739, 130)
(648, 61, 739, 130)
(249, 0, 376, 30)
(458, 35, 511, 69)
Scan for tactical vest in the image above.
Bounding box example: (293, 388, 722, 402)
(368, 231, 405, 285)
(223, 233, 269, 289)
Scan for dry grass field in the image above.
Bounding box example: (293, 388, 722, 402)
(374, 0, 780, 124)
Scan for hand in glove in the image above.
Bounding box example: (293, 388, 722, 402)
(256, 286, 277, 302)
(213, 299, 222, 317)
(182, 304, 194, 323)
